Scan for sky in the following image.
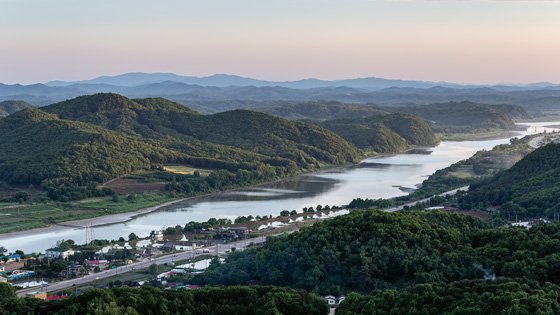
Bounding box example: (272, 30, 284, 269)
(1, 0, 559, 85)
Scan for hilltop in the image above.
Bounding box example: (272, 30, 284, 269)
(0, 94, 361, 200)
(316, 113, 439, 152)
(0, 100, 35, 118)
(384, 101, 522, 133)
(465, 141, 560, 220)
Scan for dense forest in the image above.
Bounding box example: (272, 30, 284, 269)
(249, 100, 526, 135)
(42, 94, 360, 168)
(192, 210, 560, 295)
(0, 93, 363, 200)
(0, 100, 35, 118)
(0, 285, 328, 315)
(383, 101, 522, 133)
(465, 142, 560, 220)
(315, 113, 439, 152)
(254, 101, 389, 120)
(337, 279, 560, 314)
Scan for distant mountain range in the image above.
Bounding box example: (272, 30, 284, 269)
(0, 72, 559, 112)
(44, 72, 464, 90)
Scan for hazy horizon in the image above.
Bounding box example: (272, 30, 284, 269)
(2, 0, 559, 85)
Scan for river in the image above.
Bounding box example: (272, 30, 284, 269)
(1, 123, 557, 253)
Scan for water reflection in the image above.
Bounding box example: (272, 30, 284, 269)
(2, 122, 558, 253)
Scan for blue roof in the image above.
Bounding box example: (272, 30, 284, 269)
(8, 254, 20, 259)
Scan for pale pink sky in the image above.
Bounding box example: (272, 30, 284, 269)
(1, 0, 559, 85)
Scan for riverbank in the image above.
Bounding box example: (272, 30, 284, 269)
(0, 160, 359, 240)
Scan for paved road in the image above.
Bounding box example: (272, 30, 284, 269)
(17, 185, 466, 297)
(386, 186, 469, 213)
(17, 234, 269, 297)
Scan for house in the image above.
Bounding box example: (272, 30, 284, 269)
(162, 243, 174, 251)
(228, 227, 249, 234)
(0, 277, 7, 283)
(1, 254, 21, 263)
(136, 240, 152, 247)
(46, 295, 69, 301)
(66, 263, 85, 276)
(45, 248, 74, 259)
(0, 266, 4, 272)
(136, 248, 147, 256)
(153, 231, 164, 242)
(26, 292, 47, 300)
(324, 295, 336, 305)
(321, 295, 346, 306)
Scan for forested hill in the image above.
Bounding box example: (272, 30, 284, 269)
(337, 279, 560, 314)
(385, 101, 520, 132)
(42, 93, 360, 167)
(197, 209, 560, 295)
(315, 113, 439, 152)
(0, 100, 35, 118)
(0, 94, 360, 189)
(466, 142, 560, 219)
(0, 286, 329, 315)
(254, 101, 389, 120)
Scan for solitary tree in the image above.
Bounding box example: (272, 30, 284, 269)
(0, 246, 7, 256)
(149, 263, 158, 277)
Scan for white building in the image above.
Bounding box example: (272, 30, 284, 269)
(45, 248, 75, 259)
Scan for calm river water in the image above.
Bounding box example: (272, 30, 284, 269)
(2, 123, 557, 253)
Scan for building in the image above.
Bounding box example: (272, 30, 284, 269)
(321, 295, 346, 306)
(175, 242, 196, 251)
(0, 254, 21, 263)
(45, 248, 75, 259)
(161, 243, 174, 251)
(26, 292, 47, 300)
(0, 266, 4, 272)
(66, 263, 85, 276)
(153, 231, 164, 242)
(228, 227, 249, 234)
(324, 295, 336, 306)
(0, 277, 7, 283)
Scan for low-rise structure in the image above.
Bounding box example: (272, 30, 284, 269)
(45, 248, 75, 259)
(153, 231, 164, 242)
(321, 295, 346, 306)
(0, 254, 21, 263)
(26, 292, 47, 300)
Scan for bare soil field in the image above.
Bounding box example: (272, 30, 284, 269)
(101, 179, 166, 194)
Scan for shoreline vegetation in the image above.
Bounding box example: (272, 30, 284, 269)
(0, 160, 358, 238)
(0, 124, 542, 238)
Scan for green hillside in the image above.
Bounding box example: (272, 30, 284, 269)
(317, 113, 439, 152)
(465, 142, 560, 219)
(0, 94, 361, 201)
(0, 100, 35, 118)
(324, 122, 408, 153)
(337, 280, 560, 315)
(43, 94, 360, 167)
(0, 286, 329, 315)
(254, 101, 388, 120)
(0, 108, 183, 186)
(196, 209, 560, 295)
(385, 101, 519, 133)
